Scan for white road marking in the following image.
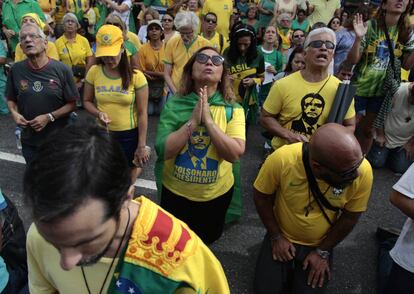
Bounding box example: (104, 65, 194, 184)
(0, 151, 157, 190)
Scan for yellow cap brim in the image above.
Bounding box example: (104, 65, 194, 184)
(95, 41, 122, 58)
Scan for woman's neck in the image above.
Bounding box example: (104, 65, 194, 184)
(262, 42, 274, 51)
(150, 38, 162, 48)
(385, 12, 402, 27)
(104, 65, 121, 77)
(65, 31, 77, 40)
(194, 83, 218, 97)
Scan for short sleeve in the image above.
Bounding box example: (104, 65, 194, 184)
(393, 163, 414, 199)
(402, 31, 414, 52)
(253, 150, 281, 195)
(61, 64, 80, 101)
(344, 98, 356, 120)
(226, 107, 245, 140)
(47, 42, 60, 61)
(0, 41, 7, 58)
(14, 44, 24, 62)
(83, 38, 93, 57)
(343, 160, 373, 212)
(263, 82, 283, 115)
(85, 65, 98, 85)
(6, 66, 17, 101)
(163, 38, 175, 65)
(133, 70, 148, 90)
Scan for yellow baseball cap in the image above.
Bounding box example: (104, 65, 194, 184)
(95, 25, 123, 57)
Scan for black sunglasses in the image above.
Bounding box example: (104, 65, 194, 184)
(322, 156, 364, 179)
(195, 52, 224, 66)
(307, 40, 335, 50)
(205, 18, 217, 24)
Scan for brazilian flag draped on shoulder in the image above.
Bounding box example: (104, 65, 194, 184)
(155, 91, 243, 223)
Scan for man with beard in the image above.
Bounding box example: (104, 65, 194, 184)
(260, 28, 356, 151)
(253, 123, 373, 293)
(24, 122, 230, 293)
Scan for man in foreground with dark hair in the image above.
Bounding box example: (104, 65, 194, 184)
(24, 121, 229, 293)
(253, 123, 373, 293)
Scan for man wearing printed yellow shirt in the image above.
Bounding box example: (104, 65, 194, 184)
(25, 122, 230, 294)
(164, 11, 210, 95)
(253, 123, 373, 294)
(260, 28, 356, 151)
(201, 0, 233, 40)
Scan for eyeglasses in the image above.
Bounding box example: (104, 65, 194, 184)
(293, 34, 304, 38)
(307, 40, 335, 50)
(323, 156, 364, 179)
(195, 52, 224, 66)
(204, 18, 217, 24)
(162, 18, 173, 22)
(19, 33, 42, 41)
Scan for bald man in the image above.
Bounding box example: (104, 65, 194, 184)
(253, 123, 373, 294)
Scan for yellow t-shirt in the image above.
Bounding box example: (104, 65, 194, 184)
(308, 0, 341, 26)
(253, 143, 373, 246)
(163, 106, 245, 201)
(263, 71, 356, 149)
(14, 42, 60, 62)
(127, 31, 142, 51)
(201, 31, 229, 54)
(38, 0, 56, 13)
(163, 35, 211, 90)
(27, 197, 230, 294)
(66, 0, 88, 13)
(55, 34, 93, 66)
(201, 0, 233, 40)
(138, 42, 165, 73)
(85, 65, 148, 131)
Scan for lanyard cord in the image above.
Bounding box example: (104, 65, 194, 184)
(82, 207, 131, 294)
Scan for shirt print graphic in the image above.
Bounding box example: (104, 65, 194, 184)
(173, 126, 219, 184)
(291, 93, 325, 136)
(32, 81, 43, 92)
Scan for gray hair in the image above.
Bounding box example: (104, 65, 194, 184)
(304, 28, 336, 49)
(63, 12, 80, 26)
(174, 11, 199, 31)
(19, 23, 47, 41)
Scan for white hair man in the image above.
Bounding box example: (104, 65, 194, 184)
(163, 11, 211, 96)
(6, 23, 78, 164)
(260, 28, 356, 151)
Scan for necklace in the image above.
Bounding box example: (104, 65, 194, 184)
(82, 207, 131, 294)
(305, 185, 330, 217)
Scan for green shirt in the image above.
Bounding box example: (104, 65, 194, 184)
(259, 45, 283, 72)
(143, 0, 169, 8)
(352, 20, 414, 97)
(2, 0, 45, 52)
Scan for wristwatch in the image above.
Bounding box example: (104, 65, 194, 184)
(315, 248, 330, 260)
(47, 113, 55, 122)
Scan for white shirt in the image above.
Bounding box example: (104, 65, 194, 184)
(390, 163, 414, 273)
(385, 83, 414, 148)
(112, 0, 132, 27)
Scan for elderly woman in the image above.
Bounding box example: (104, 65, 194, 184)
(223, 23, 264, 124)
(14, 13, 59, 62)
(138, 19, 165, 115)
(55, 13, 94, 82)
(161, 12, 178, 43)
(156, 46, 246, 244)
(163, 11, 210, 96)
(84, 25, 149, 187)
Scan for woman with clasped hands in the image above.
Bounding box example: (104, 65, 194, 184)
(155, 46, 246, 244)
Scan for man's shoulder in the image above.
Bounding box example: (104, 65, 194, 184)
(268, 143, 303, 168)
(48, 59, 71, 72)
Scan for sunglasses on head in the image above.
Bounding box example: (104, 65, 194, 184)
(195, 52, 224, 66)
(307, 40, 335, 50)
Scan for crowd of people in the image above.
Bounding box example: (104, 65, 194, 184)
(0, 0, 414, 293)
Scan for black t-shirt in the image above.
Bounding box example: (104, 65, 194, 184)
(6, 59, 79, 146)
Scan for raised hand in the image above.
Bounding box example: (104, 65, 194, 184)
(353, 13, 367, 39)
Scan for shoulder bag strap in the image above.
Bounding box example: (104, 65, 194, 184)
(302, 142, 340, 226)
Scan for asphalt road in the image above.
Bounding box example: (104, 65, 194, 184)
(0, 111, 406, 294)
